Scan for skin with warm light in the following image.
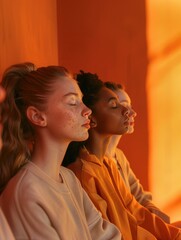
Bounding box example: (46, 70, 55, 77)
(114, 89, 137, 134)
(106, 87, 137, 158)
(84, 86, 129, 162)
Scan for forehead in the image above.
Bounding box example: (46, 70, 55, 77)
(54, 76, 82, 96)
(98, 87, 119, 101)
(115, 89, 131, 103)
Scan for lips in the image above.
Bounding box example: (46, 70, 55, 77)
(82, 120, 91, 129)
(129, 121, 134, 126)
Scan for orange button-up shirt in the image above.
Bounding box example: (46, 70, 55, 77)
(68, 147, 181, 240)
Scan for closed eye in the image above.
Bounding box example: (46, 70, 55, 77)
(109, 99, 119, 108)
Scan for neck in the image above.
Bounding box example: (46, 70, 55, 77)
(85, 129, 111, 161)
(31, 134, 69, 182)
(106, 135, 122, 158)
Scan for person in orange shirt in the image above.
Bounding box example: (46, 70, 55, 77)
(104, 81, 170, 223)
(63, 70, 181, 240)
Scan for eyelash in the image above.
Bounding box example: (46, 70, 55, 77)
(69, 103, 77, 106)
(112, 105, 118, 109)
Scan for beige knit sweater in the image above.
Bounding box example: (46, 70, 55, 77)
(1, 161, 121, 240)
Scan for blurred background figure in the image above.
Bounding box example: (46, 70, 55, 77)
(105, 81, 170, 223)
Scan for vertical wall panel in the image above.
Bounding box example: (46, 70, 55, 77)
(146, 0, 181, 221)
(0, 0, 58, 76)
(57, 0, 149, 189)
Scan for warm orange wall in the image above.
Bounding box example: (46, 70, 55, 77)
(0, 0, 58, 77)
(146, 0, 181, 222)
(57, 0, 149, 188)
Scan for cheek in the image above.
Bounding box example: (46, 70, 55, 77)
(99, 114, 119, 131)
(61, 111, 78, 129)
(106, 112, 121, 124)
(106, 113, 126, 131)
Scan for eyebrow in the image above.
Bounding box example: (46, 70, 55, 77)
(63, 92, 83, 98)
(120, 100, 128, 103)
(107, 97, 118, 102)
(120, 100, 131, 104)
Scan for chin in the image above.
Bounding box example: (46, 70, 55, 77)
(127, 127, 134, 134)
(118, 127, 129, 135)
(74, 132, 89, 142)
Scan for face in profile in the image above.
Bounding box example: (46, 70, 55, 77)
(115, 89, 137, 134)
(0, 86, 6, 149)
(35, 76, 92, 143)
(91, 87, 129, 135)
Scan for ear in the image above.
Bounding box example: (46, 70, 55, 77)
(90, 115, 97, 128)
(26, 106, 47, 127)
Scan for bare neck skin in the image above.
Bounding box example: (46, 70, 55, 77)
(106, 135, 122, 159)
(31, 132, 69, 183)
(85, 129, 112, 161)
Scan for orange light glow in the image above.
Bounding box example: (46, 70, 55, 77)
(146, 0, 181, 222)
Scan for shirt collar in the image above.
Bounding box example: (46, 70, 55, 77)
(79, 146, 108, 166)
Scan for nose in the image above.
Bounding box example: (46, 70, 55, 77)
(82, 104, 92, 118)
(121, 105, 129, 116)
(128, 108, 137, 118)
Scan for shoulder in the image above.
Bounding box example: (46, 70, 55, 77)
(66, 158, 101, 191)
(60, 166, 88, 204)
(60, 166, 81, 185)
(1, 164, 43, 203)
(0, 209, 15, 240)
(68, 157, 98, 177)
(115, 148, 125, 157)
(115, 148, 129, 164)
(0, 165, 43, 221)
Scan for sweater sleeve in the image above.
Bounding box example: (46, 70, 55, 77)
(61, 166, 122, 240)
(0, 208, 15, 240)
(116, 148, 170, 223)
(2, 193, 60, 240)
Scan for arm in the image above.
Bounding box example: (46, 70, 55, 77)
(82, 189, 122, 240)
(81, 172, 110, 221)
(64, 167, 122, 240)
(1, 194, 60, 240)
(127, 196, 181, 240)
(0, 208, 15, 240)
(109, 155, 181, 240)
(116, 148, 170, 223)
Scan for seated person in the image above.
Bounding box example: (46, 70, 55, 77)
(0, 63, 121, 240)
(63, 70, 181, 240)
(105, 81, 170, 223)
